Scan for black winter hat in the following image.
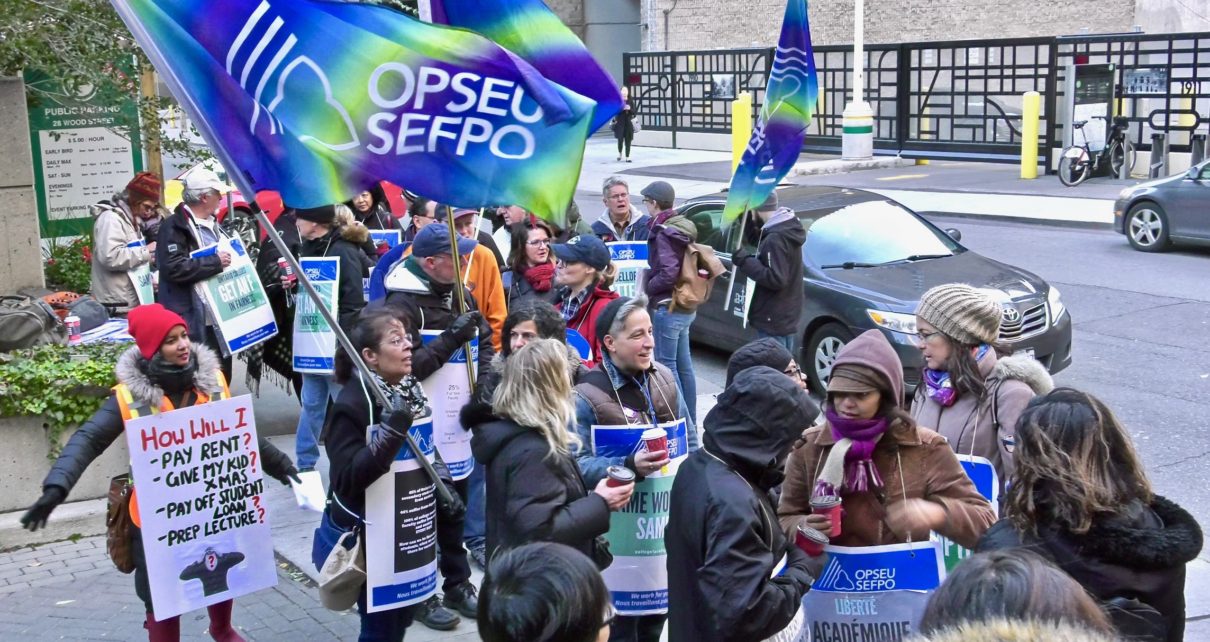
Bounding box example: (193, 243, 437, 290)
(295, 204, 336, 225)
(725, 338, 794, 387)
(594, 296, 632, 349)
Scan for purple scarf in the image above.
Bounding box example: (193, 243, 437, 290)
(923, 344, 991, 407)
(814, 409, 889, 495)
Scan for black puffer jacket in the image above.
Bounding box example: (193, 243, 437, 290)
(297, 224, 369, 335)
(43, 345, 294, 497)
(978, 496, 1203, 642)
(734, 209, 805, 336)
(156, 204, 225, 339)
(466, 404, 610, 561)
(667, 367, 817, 642)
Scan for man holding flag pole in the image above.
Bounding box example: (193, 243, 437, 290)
(106, 0, 617, 637)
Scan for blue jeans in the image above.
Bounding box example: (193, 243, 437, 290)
(463, 460, 485, 550)
(296, 373, 337, 471)
(756, 329, 796, 354)
(652, 306, 697, 425)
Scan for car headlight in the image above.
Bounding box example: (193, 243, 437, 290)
(1117, 187, 1136, 200)
(867, 310, 917, 335)
(1047, 286, 1066, 321)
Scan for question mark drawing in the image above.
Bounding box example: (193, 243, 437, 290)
(250, 451, 258, 473)
(242, 433, 251, 448)
(253, 496, 265, 523)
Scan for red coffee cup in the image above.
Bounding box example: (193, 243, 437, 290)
(810, 495, 843, 538)
(795, 525, 829, 557)
(605, 466, 635, 488)
(641, 427, 667, 455)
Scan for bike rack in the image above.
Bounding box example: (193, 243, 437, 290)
(1150, 133, 1168, 179)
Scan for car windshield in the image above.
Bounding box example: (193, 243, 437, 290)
(805, 200, 959, 268)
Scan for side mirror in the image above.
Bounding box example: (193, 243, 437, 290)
(1187, 167, 1200, 180)
(945, 228, 963, 242)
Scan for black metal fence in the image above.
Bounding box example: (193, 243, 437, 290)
(623, 31, 1210, 165)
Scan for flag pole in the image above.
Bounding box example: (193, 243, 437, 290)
(444, 205, 478, 389)
(109, 0, 453, 505)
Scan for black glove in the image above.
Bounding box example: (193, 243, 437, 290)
(732, 247, 751, 266)
(447, 311, 483, 344)
(271, 463, 302, 487)
(21, 486, 66, 532)
(436, 483, 466, 522)
(368, 407, 414, 466)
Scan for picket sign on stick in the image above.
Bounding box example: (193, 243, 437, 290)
(109, 0, 453, 505)
(722, 209, 750, 312)
(444, 206, 477, 389)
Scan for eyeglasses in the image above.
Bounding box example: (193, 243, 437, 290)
(784, 362, 807, 382)
(134, 201, 158, 213)
(601, 605, 617, 631)
(916, 329, 942, 343)
(607, 194, 629, 201)
(526, 239, 551, 247)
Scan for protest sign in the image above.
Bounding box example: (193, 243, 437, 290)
(591, 418, 690, 615)
(127, 239, 156, 305)
(939, 455, 999, 571)
(123, 395, 276, 621)
(191, 237, 277, 355)
(608, 242, 648, 298)
(566, 328, 592, 362)
(369, 229, 403, 251)
(418, 330, 477, 480)
(801, 540, 946, 642)
(364, 413, 440, 613)
(292, 257, 340, 373)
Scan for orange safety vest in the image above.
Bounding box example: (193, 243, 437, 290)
(114, 372, 231, 528)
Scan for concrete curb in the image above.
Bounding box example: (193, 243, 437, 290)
(791, 156, 909, 176)
(920, 210, 1115, 231)
(0, 498, 107, 552)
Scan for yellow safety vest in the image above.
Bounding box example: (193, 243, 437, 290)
(114, 372, 231, 527)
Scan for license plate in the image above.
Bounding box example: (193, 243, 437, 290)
(1064, 148, 1084, 159)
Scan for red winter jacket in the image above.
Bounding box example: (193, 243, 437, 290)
(559, 284, 620, 369)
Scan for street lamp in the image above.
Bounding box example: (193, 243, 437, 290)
(841, 0, 873, 160)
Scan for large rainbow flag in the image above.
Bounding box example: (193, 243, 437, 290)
(722, 0, 819, 224)
(110, 0, 597, 226)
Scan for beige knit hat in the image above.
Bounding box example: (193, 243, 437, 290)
(916, 283, 1002, 345)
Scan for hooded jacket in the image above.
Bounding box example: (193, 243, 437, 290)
(591, 207, 651, 242)
(778, 330, 996, 549)
(558, 283, 621, 369)
(42, 345, 294, 497)
(467, 404, 611, 561)
(644, 209, 698, 306)
(156, 204, 226, 338)
(667, 367, 817, 642)
(911, 351, 1054, 486)
(734, 209, 806, 336)
(89, 197, 154, 314)
(978, 496, 1203, 642)
(298, 224, 369, 335)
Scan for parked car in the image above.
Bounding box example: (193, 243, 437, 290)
(683, 185, 1072, 392)
(1113, 159, 1210, 252)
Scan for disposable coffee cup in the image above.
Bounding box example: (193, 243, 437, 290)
(795, 525, 829, 557)
(605, 466, 635, 488)
(810, 495, 843, 538)
(641, 427, 667, 454)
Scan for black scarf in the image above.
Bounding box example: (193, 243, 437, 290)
(142, 353, 199, 396)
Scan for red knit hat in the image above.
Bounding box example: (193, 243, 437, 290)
(126, 172, 162, 206)
(127, 304, 188, 360)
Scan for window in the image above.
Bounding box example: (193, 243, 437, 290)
(805, 200, 959, 269)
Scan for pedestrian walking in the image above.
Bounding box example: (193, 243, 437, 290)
(552, 234, 620, 368)
(20, 303, 299, 642)
(285, 204, 369, 473)
(778, 329, 995, 549)
(470, 338, 633, 561)
(918, 549, 1114, 635)
(611, 87, 637, 162)
(642, 180, 700, 424)
(316, 306, 465, 641)
(89, 171, 161, 315)
(730, 192, 805, 352)
(507, 219, 560, 306)
(444, 207, 507, 352)
(977, 388, 1203, 642)
(911, 283, 1054, 485)
(156, 167, 235, 382)
(479, 542, 614, 642)
(592, 177, 650, 242)
(666, 366, 818, 642)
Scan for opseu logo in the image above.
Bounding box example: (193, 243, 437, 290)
(228, 1, 543, 160)
(814, 557, 897, 592)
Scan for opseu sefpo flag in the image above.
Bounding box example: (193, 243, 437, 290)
(428, 0, 622, 135)
(109, 0, 596, 227)
(721, 0, 818, 224)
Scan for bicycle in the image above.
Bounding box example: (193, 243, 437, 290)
(1058, 115, 1136, 187)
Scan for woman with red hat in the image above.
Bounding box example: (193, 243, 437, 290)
(89, 171, 163, 315)
(19, 303, 299, 642)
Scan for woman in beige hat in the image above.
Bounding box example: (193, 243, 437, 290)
(911, 283, 1053, 486)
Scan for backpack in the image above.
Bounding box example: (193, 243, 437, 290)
(671, 242, 726, 312)
(0, 295, 67, 351)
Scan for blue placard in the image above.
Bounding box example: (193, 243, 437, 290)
(608, 241, 648, 262)
(370, 229, 403, 249)
(591, 420, 690, 461)
(812, 542, 945, 593)
(566, 329, 591, 361)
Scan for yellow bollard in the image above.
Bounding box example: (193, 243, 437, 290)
(732, 91, 753, 172)
(1020, 91, 1041, 179)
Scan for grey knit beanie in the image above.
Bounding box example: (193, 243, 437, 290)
(916, 283, 1002, 345)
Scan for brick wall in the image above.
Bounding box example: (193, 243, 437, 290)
(642, 0, 1138, 50)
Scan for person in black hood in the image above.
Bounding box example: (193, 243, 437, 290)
(730, 192, 806, 350)
(977, 388, 1203, 642)
(667, 366, 820, 642)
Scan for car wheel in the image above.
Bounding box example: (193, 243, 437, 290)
(805, 322, 854, 393)
(1126, 202, 1171, 252)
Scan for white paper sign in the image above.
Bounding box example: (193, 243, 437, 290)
(608, 242, 649, 298)
(190, 237, 277, 355)
(123, 396, 277, 621)
(418, 330, 477, 480)
(292, 257, 340, 374)
(126, 239, 156, 305)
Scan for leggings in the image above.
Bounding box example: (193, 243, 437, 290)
(617, 135, 632, 157)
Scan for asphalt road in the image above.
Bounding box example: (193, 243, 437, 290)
(689, 212, 1210, 536)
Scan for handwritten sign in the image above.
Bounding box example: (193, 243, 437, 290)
(124, 396, 276, 621)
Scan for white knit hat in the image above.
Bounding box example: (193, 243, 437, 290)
(916, 283, 1002, 345)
